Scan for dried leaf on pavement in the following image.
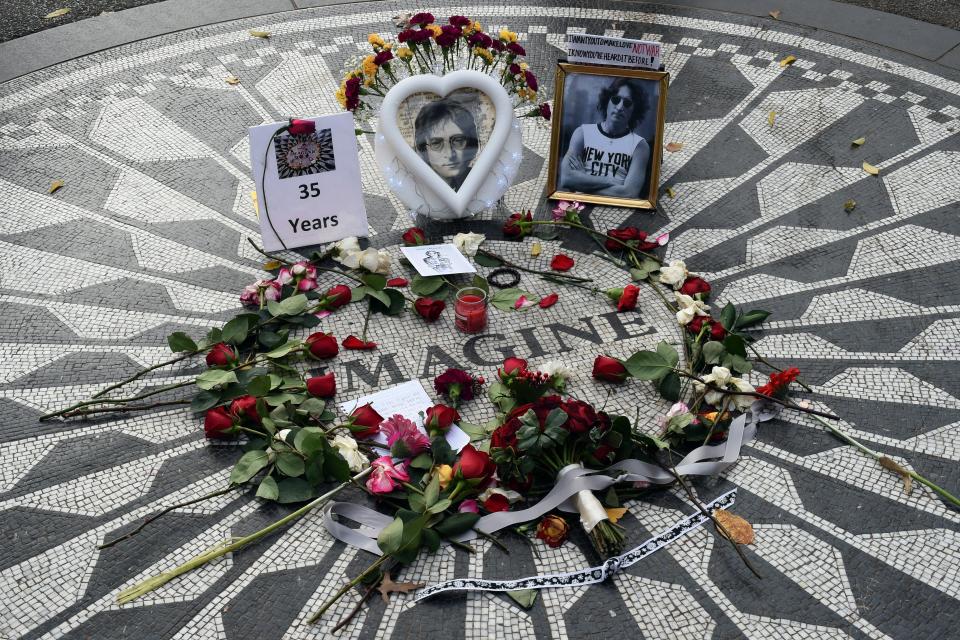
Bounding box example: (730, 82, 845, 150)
(48, 180, 64, 194)
(665, 142, 684, 152)
(852, 136, 866, 147)
(862, 161, 880, 175)
(844, 199, 856, 212)
(44, 8, 71, 19)
(769, 10, 781, 19)
(263, 260, 282, 271)
(249, 30, 271, 38)
(605, 507, 628, 524)
(879, 456, 914, 495)
(530, 241, 541, 257)
(768, 111, 777, 127)
(713, 509, 755, 544)
(377, 573, 424, 603)
(666, 186, 676, 198)
(779, 55, 796, 67)
(225, 76, 240, 85)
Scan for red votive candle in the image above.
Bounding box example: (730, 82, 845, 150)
(454, 287, 488, 334)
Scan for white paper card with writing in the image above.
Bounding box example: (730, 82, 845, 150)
(249, 112, 368, 251)
(400, 244, 477, 277)
(566, 33, 662, 70)
(339, 380, 470, 452)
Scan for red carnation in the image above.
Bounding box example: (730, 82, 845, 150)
(305, 332, 339, 359)
(373, 50, 393, 65)
(550, 254, 574, 272)
(757, 367, 801, 398)
(592, 355, 629, 383)
(402, 227, 426, 246)
(414, 297, 446, 322)
(507, 42, 526, 56)
(203, 407, 235, 439)
(449, 15, 471, 27)
(409, 12, 434, 26)
(509, 62, 521, 75)
(617, 284, 640, 312)
(524, 70, 538, 91)
(306, 372, 336, 398)
(343, 335, 377, 350)
(491, 40, 505, 52)
(539, 103, 551, 120)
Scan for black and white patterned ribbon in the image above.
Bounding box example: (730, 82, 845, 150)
(414, 488, 738, 601)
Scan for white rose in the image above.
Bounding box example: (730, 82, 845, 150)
(374, 249, 392, 274)
(453, 232, 486, 257)
(675, 293, 710, 325)
(358, 248, 381, 272)
(659, 260, 688, 288)
(540, 360, 574, 381)
(696, 366, 754, 410)
(332, 237, 361, 261)
(730, 377, 756, 411)
(479, 487, 523, 504)
(331, 434, 368, 472)
(338, 250, 362, 270)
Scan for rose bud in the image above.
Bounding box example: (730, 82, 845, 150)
(617, 284, 640, 312)
(349, 403, 384, 439)
(306, 372, 336, 398)
(550, 254, 574, 272)
(425, 404, 460, 434)
(203, 406, 235, 439)
(454, 444, 496, 482)
(536, 514, 570, 548)
(228, 395, 261, 425)
(501, 356, 527, 375)
(709, 321, 726, 341)
(592, 355, 629, 383)
(402, 227, 426, 246)
(288, 118, 315, 136)
(679, 276, 711, 297)
(483, 493, 510, 512)
(205, 342, 237, 368)
(305, 332, 339, 359)
(325, 284, 352, 309)
(414, 297, 446, 322)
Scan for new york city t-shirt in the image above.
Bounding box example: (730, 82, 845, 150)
(578, 123, 645, 180)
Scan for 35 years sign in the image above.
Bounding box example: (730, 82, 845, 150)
(249, 112, 368, 251)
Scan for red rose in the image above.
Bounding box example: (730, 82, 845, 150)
(592, 443, 615, 463)
(501, 357, 527, 375)
(387, 277, 408, 287)
(550, 254, 574, 272)
(455, 444, 496, 481)
(490, 419, 521, 449)
(402, 227, 426, 246)
(414, 297, 446, 322)
(536, 515, 569, 548)
(592, 355, 629, 383)
(305, 332, 339, 359)
(205, 342, 237, 368)
(425, 404, 460, 432)
(203, 407, 235, 439)
(679, 277, 711, 297)
(483, 493, 510, 512)
(326, 284, 352, 308)
(288, 119, 315, 136)
(539, 103, 551, 120)
(229, 395, 261, 425)
(503, 211, 531, 238)
(539, 293, 558, 309)
(343, 335, 377, 350)
(710, 322, 726, 340)
(617, 284, 640, 312)
(524, 70, 538, 91)
(563, 399, 597, 433)
(350, 403, 383, 439)
(531, 395, 563, 423)
(686, 316, 726, 341)
(306, 372, 336, 398)
(605, 227, 658, 252)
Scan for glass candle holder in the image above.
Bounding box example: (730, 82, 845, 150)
(454, 287, 488, 334)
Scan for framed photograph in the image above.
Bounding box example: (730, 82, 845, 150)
(546, 63, 669, 209)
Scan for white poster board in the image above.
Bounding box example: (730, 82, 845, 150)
(249, 112, 368, 251)
(566, 33, 663, 70)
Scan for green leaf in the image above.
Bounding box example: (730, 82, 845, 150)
(267, 294, 308, 317)
(411, 274, 445, 296)
(350, 285, 369, 302)
(257, 330, 285, 349)
(658, 371, 681, 402)
(167, 331, 197, 353)
(736, 309, 771, 329)
(362, 273, 387, 290)
(246, 375, 272, 397)
(490, 288, 528, 312)
(506, 589, 538, 609)
(410, 453, 433, 469)
(366, 288, 391, 307)
(408, 491, 427, 513)
(197, 369, 238, 390)
(230, 450, 269, 484)
(656, 341, 680, 368)
(434, 512, 480, 538)
(488, 381, 516, 413)
(723, 334, 747, 358)
(265, 341, 301, 359)
(472, 275, 490, 295)
(724, 354, 752, 374)
(702, 341, 725, 365)
(430, 435, 456, 466)
(276, 477, 315, 503)
(323, 449, 350, 481)
(255, 475, 279, 500)
(393, 515, 428, 564)
(190, 389, 221, 413)
(222, 316, 251, 345)
(370, 288, 405, 315)
(422, 528, 441, 552)
(427, 498, 452, 514)
(297, 397, 327, 416)
(424, 474, 440, 507)
(276, 452, 305, 477)
(544, 407, 568, 431)
(624, 351, 671, 380)
(720, 302, 737, 331)
(473, 253, 502, 267)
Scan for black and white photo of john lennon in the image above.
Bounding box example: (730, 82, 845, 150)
(555, 72, 660, 200)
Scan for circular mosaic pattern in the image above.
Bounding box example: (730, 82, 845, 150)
(1, 2, 959, 639)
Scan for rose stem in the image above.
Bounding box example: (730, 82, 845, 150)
(62, 399, 190, 419)
(746, 343, 814, 393)
(674, 370, 840, 421)
(812, 415, 960, 508)
(308, 554, 389, 623)
(118, 467, 372, 605)
(99, 485, 239, 549)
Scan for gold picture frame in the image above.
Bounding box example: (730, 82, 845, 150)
(546, 62, 669, 210)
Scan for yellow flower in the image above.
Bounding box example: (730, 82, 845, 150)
(436, 464, 454, 489)
(472, 20, 482, 33)
(520, 62, 529, 71)
(473, 47, 493, 64)
(426, 24, 442, 38)
(396, 46, 413, 60)
(367, 33, 385, 49)
(335, 86, 347, 108)
(517, 87, 531, 101)
(362, 55, 378, 78)
(499, 29, 517, 43)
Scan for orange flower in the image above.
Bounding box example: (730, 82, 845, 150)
(536, 515, 570, 548)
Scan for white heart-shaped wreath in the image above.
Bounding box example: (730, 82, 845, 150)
(375, 70, 522, 219)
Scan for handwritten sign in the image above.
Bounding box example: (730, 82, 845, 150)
(249, 112, 368, 251)
(566, 33, 663, 70)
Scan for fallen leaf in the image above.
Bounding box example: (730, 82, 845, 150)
(851, 136, 866, 147)
(768, 110, 776, 127)
(605, 507, 628, 524)
(249, 30, 270, 38)
(769, 10, 781, 19)
(377, 573, 424, 603)
(666, 186, 676, 199)
(44, 8, 70, 19)
(779, 54, 796, 67)
(250, 191, 259, 216)
(714, 509, 754, 544)
(879, 456, 913, 495)
(862, 161, 880, 176)
(844, 199, 856, 212)
(48, 180, 64, 194)
(263, 260, 281, 270)
(225, 75, 240, 85)
(665, 141, 684, 152)
(530, 241, 541, 257)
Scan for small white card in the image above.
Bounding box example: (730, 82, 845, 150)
(400, 244, 477, 277)
(566, 33, 663, 70)
(339, 380, 470, 453)
(249, 112, 368, 251)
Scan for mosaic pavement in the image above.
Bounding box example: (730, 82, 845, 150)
(1, 1, 959, 638)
